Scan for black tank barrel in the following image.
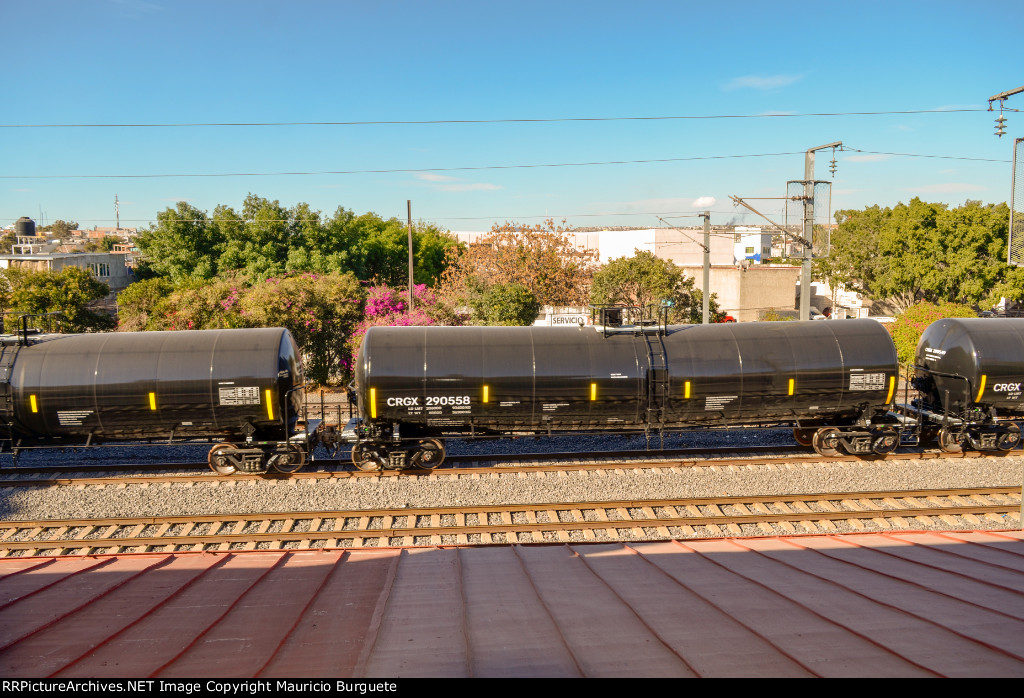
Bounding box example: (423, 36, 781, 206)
(355, 320, 898, 432)
(2, 328, 303, 443)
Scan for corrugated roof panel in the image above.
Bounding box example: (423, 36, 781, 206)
(0, 531, 1021, 678)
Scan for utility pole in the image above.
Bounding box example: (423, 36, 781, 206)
(699, 211, 711, 324)
(407, 200, 414, 312)
(989, 87, 1024, 266)
(115, 194, 120, 231)
(799, 142, 842, 321)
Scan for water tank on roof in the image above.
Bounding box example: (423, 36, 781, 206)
(15, 217, 36, 237)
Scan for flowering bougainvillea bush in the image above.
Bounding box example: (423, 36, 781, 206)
(344, 284, 459, 369)
(118, 274, 247, 332)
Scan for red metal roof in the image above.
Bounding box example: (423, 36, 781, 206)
(2, 530, 1023, 678)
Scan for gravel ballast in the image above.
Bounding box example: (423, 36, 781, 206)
(1, 453, 1021, 524)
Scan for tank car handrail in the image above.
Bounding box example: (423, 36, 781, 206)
(1, 311, 67, 344)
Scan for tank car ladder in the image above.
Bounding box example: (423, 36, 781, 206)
(642, 323, 670, 447)
(0, 342, 21, 455)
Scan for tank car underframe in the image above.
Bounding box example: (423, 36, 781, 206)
(902, 367, 1023, 454)
(892, 401, 1022, 454)
(790, 407, 902, 457)
(336, 405, 906, 470)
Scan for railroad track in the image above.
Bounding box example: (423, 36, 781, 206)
(0, 443, 805, 478)
(1, 487, 1019, 557)
(0, 446, 1019, 488)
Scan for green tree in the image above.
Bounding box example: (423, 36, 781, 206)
(827, 199, 1011, 312)
(589, 250, 723, 323)
(136, 197, 458, 287)
(239, 272, 365, 385)
(888, 301, 976, 367)
(0, 230, 16, 255)
(39, 220, 79, 237)
(82, 235, 121, 252)
(7, 266, 115, 331)
(468, 283, 541, 325)
(115, 277, 176, 331)
(134, 202, 223, 283)
(217, 194, 291, 279)
(333, 213, 458, 287)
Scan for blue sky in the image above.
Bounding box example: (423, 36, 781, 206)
(2, 0, 1021, 233)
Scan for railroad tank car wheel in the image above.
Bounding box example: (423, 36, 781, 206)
(272, 445, 306, 474)
(351, 443, 385, 471)
(410, 438, 446, 470)
(937, 427, 963, 454)
(996, 424, 1021, 452)
(811, 428, 842, 457)
(793, 428, 815, 447)
(870, 428, 899, 455)
(208, 443, 238, 475)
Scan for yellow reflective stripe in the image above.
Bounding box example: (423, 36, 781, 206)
(885, 376, 896, 404)
(975, 374, 987, 403)
(148, 392, 157, 411)
(30, 394, 38, 413)
(590, 383, 597, 401)
(684, 381, 691, 399)
(370, 388, 377, 419)
(265, 389, 275, 420)
(483, 385, 489, 403)
(788, 378, 795, 396)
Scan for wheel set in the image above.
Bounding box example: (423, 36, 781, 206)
(350, 438, 447, 472)
(206, 442, 307, 475)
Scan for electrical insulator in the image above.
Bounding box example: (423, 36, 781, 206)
(996, 115, 1007, 138)
(829, 157, 838, 177)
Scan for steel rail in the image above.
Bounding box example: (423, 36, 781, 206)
(1, 487, 1018, 555)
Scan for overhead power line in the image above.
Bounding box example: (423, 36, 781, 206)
(0, 108, 990, 129)
(1, 148, 1009, 182)
(0, 151, 803, 180)
(845, 148, 1010, 163)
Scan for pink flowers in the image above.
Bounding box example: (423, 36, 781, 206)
(345, 284, 451, 363)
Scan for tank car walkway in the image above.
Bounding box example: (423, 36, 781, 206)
(1, 531, 1022, 678)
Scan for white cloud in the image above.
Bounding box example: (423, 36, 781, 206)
(724, 74, 803, 91)
(692, 196, 716, 208)
(415, 173, 500, 192)
(415, 173, 458, 183)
